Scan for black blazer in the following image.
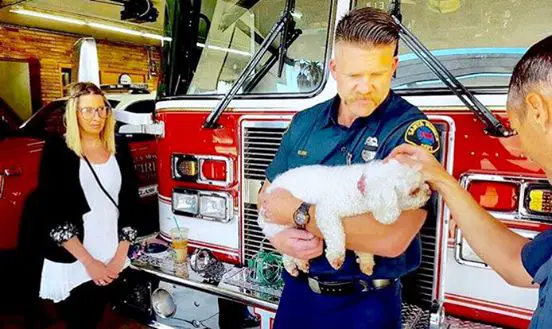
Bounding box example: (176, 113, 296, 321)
(35, 135, 140, 263)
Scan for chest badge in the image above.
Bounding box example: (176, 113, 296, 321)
(297, 150, 308, 157)
(361, 136, 378, 162)
(404, 119, 440, 154)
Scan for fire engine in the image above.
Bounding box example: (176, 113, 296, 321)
(117, 0, 552, 328)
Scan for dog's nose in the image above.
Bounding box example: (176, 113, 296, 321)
(409, 187, 421, 196)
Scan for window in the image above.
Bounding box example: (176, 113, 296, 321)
(161, 0, 333, 97)
(124, 100, 155, 114)
(60, 65, 72, 96)
(21, 100, 67, 137)
(354, 0, 552, 90)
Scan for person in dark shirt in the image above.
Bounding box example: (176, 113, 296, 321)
(257, 7, 440, 329)
(388, 35, 552, 329)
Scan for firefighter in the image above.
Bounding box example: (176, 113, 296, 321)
(257, 7, 440, 329)
(388, 35, 552, 329)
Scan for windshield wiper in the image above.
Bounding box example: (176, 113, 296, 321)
(389, 1, 514, 137)
(204, 0, 301, 129)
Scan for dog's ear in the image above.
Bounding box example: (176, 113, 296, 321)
(357, 174, 366, 195)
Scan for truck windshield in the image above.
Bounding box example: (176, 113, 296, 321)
(159, 0, 333, 98)
(355, 0, 552, 91)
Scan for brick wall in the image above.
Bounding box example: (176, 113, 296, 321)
(0, 24, 161, 106)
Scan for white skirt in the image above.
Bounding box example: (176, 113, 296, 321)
(39, 259, 92, 303)
(39, 257, 130, 303)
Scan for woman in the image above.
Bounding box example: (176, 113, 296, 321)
(36, 82, 139, 328)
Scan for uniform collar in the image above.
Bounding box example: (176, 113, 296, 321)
(322, 91, 395, 129)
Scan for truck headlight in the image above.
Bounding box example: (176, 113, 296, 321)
(172, 189, 233, 223)
(172, 190, 199, 215)
(199, 194, 228, 220)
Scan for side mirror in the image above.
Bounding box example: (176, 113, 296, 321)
(114, 109, 164, 137)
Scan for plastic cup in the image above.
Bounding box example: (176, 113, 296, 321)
(170, 227, 189, 264)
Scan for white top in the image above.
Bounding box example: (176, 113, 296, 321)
(39, 155, 128, 302)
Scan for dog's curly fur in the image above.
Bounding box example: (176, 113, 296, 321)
(258, 159, 430, 276)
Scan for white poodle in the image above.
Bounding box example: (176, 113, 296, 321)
(258, 159, 430, 277)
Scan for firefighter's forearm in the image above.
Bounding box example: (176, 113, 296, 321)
(306, 207, 426, 257)
(62, 237, 95, 266)
(436, 176, 533, 287)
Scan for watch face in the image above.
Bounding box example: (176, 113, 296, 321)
(295, 212, 307, 225)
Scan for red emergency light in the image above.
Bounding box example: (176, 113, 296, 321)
(200, 159, 227, 181)
(467, 181, 518, 212)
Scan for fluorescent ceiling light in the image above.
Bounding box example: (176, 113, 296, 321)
(10, 8, 169, 42)
(11, 8, 86, 25)
(196, 42, 251, 57)
(88, 22, 142, 36)
(143, 32, 172, 42)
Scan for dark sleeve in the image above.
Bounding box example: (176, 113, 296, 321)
(379, 117, 441, 159)
(265, 116, 297, 182)
(39, 137, 80, 245)
(116, 138, 139, 243)
(521, 229, 552, 278)
(381, 117, 441, 212)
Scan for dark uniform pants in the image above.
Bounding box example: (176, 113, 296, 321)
(273, 277, 402, 329)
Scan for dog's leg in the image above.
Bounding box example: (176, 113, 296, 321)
(316, 205, 346, 270)
(283, 255, 299, 277)
(294, 258, 310, 273)
(355, 252, 375, 276)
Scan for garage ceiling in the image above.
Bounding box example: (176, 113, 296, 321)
(0, 0, 166, 46)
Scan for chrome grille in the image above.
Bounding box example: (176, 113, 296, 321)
(243, 203, 277, 260)
(243, 127, 287, 180)
(241, 122, 439, 308)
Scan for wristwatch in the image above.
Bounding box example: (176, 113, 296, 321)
(293, 202, 312, 229)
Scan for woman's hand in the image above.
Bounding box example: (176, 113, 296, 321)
(107, 253, 127, 275)
(83, 258, 119, 286)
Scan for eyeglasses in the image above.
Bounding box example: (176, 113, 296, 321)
(78, 106, 111, 120)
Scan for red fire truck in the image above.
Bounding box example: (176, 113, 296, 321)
(120, 0, 552, 328)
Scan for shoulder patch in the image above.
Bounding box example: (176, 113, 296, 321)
(404, 119, 440, 154)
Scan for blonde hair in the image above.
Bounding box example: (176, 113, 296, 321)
(64, 82, 116, 157)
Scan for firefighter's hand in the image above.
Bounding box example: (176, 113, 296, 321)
(83, 258, 119, 286)
(270, 228, 323, 261)
(259, 188, 302, 225)
(387, 144, 451, 191)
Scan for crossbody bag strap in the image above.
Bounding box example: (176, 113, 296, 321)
(83, 156, 119, 211)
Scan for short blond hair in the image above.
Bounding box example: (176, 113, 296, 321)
(64, 82, 116, 157)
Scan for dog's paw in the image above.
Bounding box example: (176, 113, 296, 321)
(297, 261, 310, 273)
(284, 263, 300, 277)
(359, 263, 374, 276)
(326, 252, 345, 270)
(356, 253, 376, 276)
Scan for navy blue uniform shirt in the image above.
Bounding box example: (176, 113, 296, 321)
(522, 228, 552, 329)
(266, 91, 440, 281)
